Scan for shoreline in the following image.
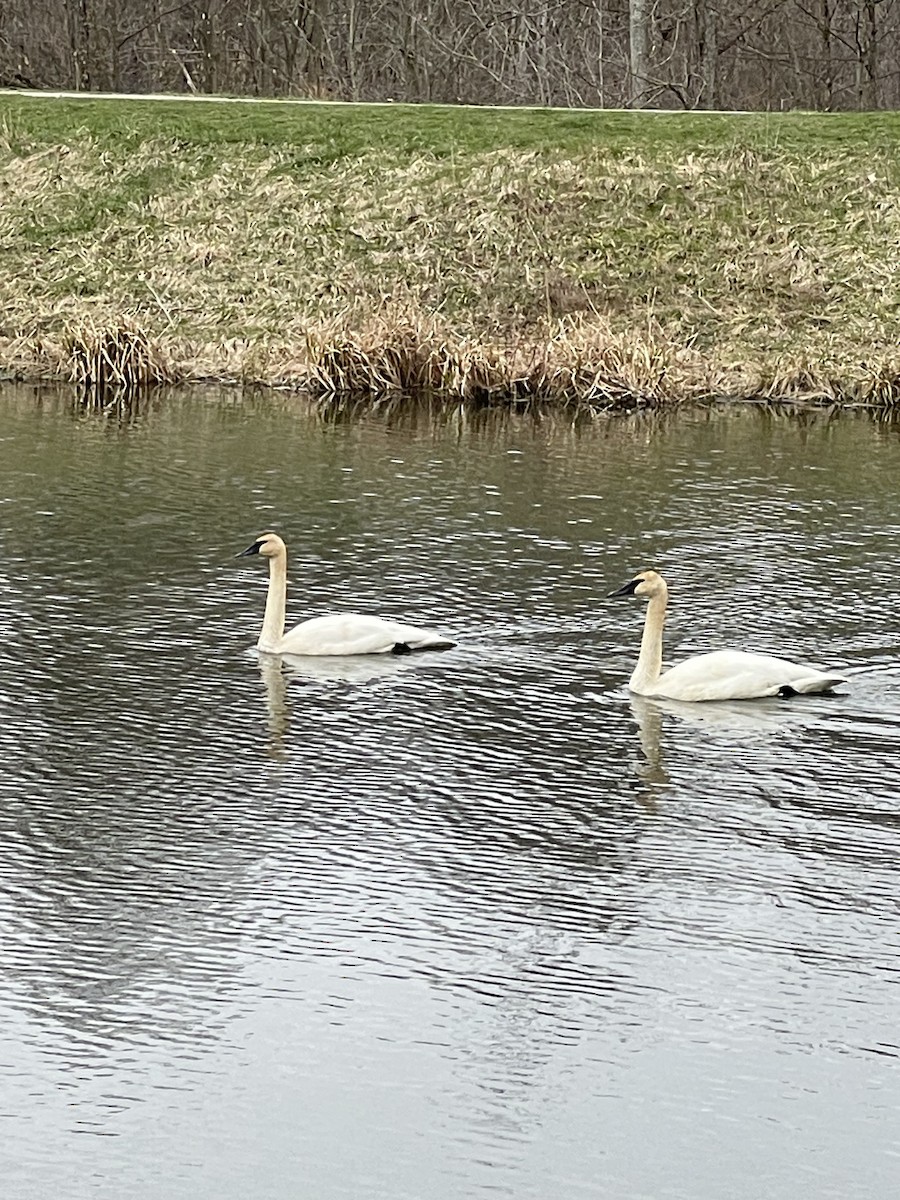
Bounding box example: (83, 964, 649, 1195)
(3, 94, 900, 412)
(2, 321, 897, 413)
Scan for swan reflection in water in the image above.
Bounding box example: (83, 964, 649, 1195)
(630, 693, 817, 737)
(626, 692, 835, 803)
(255, 650, 418, 756)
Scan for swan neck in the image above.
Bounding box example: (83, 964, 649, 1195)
(258, 549, 287, 652)
(630, 590, 666, 693)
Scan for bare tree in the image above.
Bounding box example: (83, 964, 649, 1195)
(0, 0, 899, 111)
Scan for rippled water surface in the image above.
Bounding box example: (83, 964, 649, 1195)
(1, 387, 899, 1199)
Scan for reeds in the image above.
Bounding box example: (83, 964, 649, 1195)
(275, 315, 692, 409)
(5, 312, 900, 411)
(63, 320, 175, 391)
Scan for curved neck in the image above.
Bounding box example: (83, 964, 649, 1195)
(258, 550, 287, 652)
(630, 589, 667, 692)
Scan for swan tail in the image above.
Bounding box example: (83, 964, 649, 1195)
(402, 634, 457, 652)
(779, 673, 847, 696)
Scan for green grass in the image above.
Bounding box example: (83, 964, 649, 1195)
(3, 93, 900, 405)
(6, 94, 900, 159)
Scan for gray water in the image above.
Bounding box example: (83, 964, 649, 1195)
(0, 386, 898, 1200)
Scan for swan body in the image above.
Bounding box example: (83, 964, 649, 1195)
(238, 532, 456, 656)
(608, 570, 846, 701)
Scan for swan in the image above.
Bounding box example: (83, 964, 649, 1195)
(608, 570, 846, 701)
(237, 532, 456, 656)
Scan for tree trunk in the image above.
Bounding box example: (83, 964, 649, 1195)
(696, 0, 717, 109)
(300, 0, 327, 95)
(819, 0, 834, 109)
(864, 0, 878, 109)
(73, 0, 92, 90)
(595, 0, 605, 106)
(66, 0, 86, 89)
(629, 0, 651, 107)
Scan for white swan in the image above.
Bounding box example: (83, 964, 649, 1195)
(238, 532, 456, 656)
(608, 570, 846, 701)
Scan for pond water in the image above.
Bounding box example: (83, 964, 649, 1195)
(0, 385, 898, 1200)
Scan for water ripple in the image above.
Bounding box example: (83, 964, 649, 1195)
(0, 390, 898, 1199)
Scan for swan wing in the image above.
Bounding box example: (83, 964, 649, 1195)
(644, 650, 846, 702)
(278, 613, 455, 656)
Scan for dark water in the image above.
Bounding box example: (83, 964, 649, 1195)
(0, 386, 898, 1200)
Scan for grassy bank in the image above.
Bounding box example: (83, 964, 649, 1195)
(2, 93, 900, 408)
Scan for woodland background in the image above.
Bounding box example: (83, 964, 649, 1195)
(1, 1, 898, 111)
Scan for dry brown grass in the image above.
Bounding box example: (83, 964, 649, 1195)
(2, 115, 900, 408)
(63, 320, 174, 389)
(293, 315, 692, 407)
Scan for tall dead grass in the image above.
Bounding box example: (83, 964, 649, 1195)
(294, 316, 689, 407)
(4, 312, 900, 409)
(63, 320, 175, 390)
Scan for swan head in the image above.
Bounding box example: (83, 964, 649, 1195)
(237, 532, 287, 559)
(608, 569, 668, 600)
